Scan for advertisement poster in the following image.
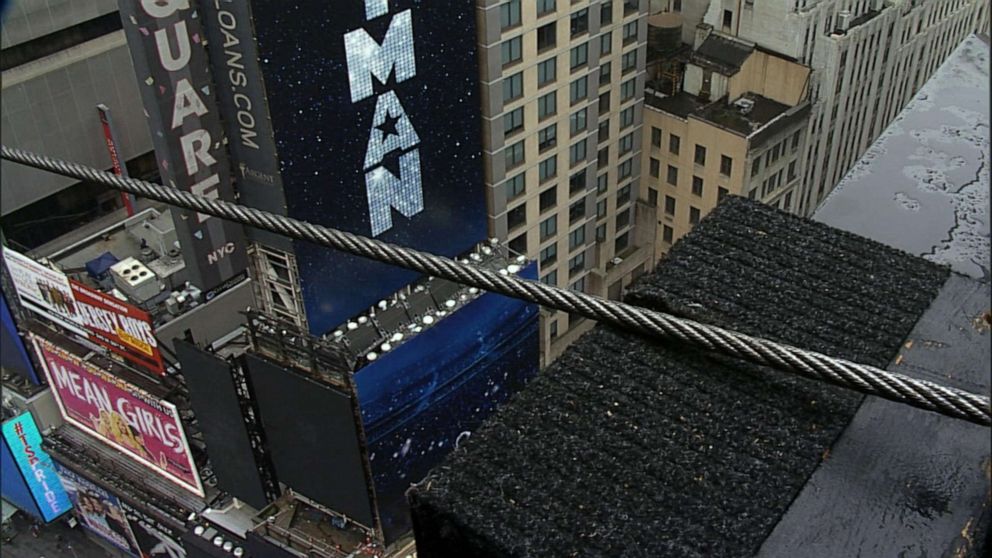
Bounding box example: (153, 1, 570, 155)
(69, 280, 166, 376)
(120, 500, 187, 558)
(32, 335, 204, 497)
(54, 462, 141, 556)
(1, 412, 72, 522)
(251, 0, 487, 333)
(2, 247, 86, 335)
(1, 248, 166, 376)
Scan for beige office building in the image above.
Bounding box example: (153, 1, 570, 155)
(477, 0, 658, 365)
(642, 27, 812, 257)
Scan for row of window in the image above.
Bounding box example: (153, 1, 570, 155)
(649, 126, 733, 176)
(503, 48, 639, 105)
(501, 1, 636, 35)
(662, 195, 702, 225)
(504, 104, 637, 171)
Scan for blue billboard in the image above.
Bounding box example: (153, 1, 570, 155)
(354, 264, 540, 543)
(250, 0, 487, 334)
(1, 291, 41, 384)
(1, 412, 72, 522)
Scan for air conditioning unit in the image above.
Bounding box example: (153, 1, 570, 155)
(110, 257, 161, 303)
(837, 10, 852, 33)
(734, 98, 755, 114)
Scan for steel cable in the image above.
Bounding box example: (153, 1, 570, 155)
(3, 145, 989, 426)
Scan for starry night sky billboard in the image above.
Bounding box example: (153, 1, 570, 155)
(250, 1, 487, 334)
(354, 263, 540, 543)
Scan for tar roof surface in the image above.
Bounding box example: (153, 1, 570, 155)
(408, 197, 949, 558)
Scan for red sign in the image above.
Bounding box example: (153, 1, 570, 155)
(32, 335, 204, 497)
(68, 280, 165, 376)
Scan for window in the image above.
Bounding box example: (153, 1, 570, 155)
(648, 188, 658, 206)
(717, 186, 728, 201)
(791, 129, 801, 151)
(597, 198, 607, 219)
(596, 223, 607, 242)
(694, 144, 707, 166)
(664, 195, 676, 216)
(651, 127, 662, 147)
(500, 0, 521, 30)
(507, 203, 526, 230)
(788, 160, 798, 182)
(689, 206, 701, 225)
(505, 140, 524, 169)
(540, 215, 557, 240)
(598, 147, 610, 169)
(569, 226, 586, 250)
(540, 243, 558, 266)
(569, 252, 586, 276)
(570, 43, 589, 71)
(624, 0, 639, 15)
(784, 191, 792, 209)
(619, 106, 634, 128)
(539, 155, 558, 182)
(537, 22, 556, 51)
(751, 157, 760, 177)
(570, 76, 588, 105)
(569, 170, 587, 193)
(669, 134, 680, 155)
(615, 231, 629, 253)
(620, 78, 636, 102)
(597, 173, 608, 194)
(538, 92, 557, 120)
(537, 0, 556, 17)
(599, 91, 611, 113)
(722, 9, 733, 30)
(649, 157, 660, 178)
(542, 271, 558, 287)
(537, 58, 557, 87)
(619, 132, 634, 155)
(504, 107, 524, 136)
(501, 37, 522, 67)
(601, 1, 614, 26)
(570, 107, 588, 134)
(540, 186, 557, 211)
(621, 50, 637, 73)
(618, 159, 633, 180)
(503, 72, 523, 102)
(666, 164, 678, 186)
(623, 21, 638, 44)
(570, 139, 587, 166)
(691, 175, 703, 196)
(663, 225, 673, 244)
(569, 199, 586, 224)
(720, 154, 732, 176)
(539, 124, 558, 152)
(617, 184, 631, 206)
(598, 119, 610, 143)
(571, 8, 589, 37)
(506, 173, 526, 199)
(509, 233, 527, 255)
(600, 32, 613, 56)
(599, 62, 612, 85)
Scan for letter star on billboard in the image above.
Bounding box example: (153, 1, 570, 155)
(249, 1, 487, 333)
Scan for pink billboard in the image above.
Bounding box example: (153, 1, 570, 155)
(31, 335, 204, 497)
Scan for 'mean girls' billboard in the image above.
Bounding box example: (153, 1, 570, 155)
(31, 335, 203, 497)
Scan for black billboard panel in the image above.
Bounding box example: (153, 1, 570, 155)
(117, 0, 248, 294)
(175, 340, 269, 509)
(245, 353, 374, 527)
(249, 0, 488, 333)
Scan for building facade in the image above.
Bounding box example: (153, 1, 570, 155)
(478, 0, 657, 365)
(642, 29, 812, 257)
(0, 1, 156, 250)
(695, 0, 990, 215)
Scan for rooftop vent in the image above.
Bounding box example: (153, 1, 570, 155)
(733, 97, 755, 115)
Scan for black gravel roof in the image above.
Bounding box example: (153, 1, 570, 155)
(408, 197, 949, 558)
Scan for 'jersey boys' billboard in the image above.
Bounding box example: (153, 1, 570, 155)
(118, 0, 248, 295)
(250, 0, 487, 333)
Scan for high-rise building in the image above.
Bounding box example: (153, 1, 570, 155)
(637, 0, 988, 256)
(478, 0, 658, 364)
